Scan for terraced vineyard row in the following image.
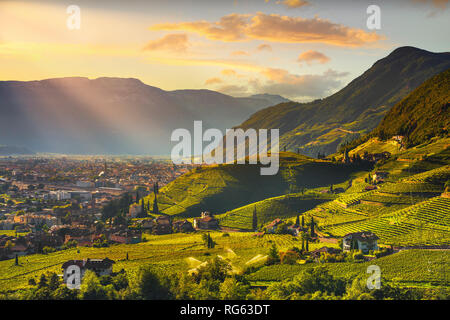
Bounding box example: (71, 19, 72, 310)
(324, 196, 450, 246)
(402, 165, 450, 183)
(378, 181, 444, 194)
(402, 196, 450, 227)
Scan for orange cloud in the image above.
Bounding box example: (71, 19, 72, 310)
(280, 0, 310, 9)
(412, 0, 449, 9)
(143, 34, 189, 52)
(297, 50, 330, 65)
(151, 13, 384, 47)
(257, 68, 349, 99)
(257, 43, 272, 51)
(221, 69, 238, 76)
(151, 14, 250, 42)
(205, 77, 223, 85)
(231, 50, 250, 56)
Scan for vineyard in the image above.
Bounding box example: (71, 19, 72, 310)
(323, 196, 450, 246)
(218, 193, 332, 230)
(247, 249, 450, 286)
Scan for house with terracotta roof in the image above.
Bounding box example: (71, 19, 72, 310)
(193, 212, 219, 230)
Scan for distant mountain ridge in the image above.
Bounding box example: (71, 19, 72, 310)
(0, 145, 34, 155)
(237, 46, 450, 157)
(0, 77, 288, 155)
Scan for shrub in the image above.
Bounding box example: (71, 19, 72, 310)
(42, 246, 56, 254)
(280, 251, 300, 265)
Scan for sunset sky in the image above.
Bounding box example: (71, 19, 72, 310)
(1, 0, 449, 101)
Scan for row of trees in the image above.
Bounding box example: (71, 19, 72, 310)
(6, 259, 446, 300)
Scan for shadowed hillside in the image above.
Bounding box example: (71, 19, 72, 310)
(145, 153, 369, 217)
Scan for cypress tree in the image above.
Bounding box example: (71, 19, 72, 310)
(295, 215, 300, 227)
(153, 194, 159, 214)
(306, 238, 309, 251)
(252, 206, 258, 231)
(310, 217, 315, 237)
(301, 216, 305, 228)
(15, 254, 18, 266)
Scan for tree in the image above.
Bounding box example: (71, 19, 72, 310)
(310, 217, 315, 237)
(267, 244, 280, 265)
(280, 250, 300, 265)
(132, 266, 171, 300)
(202, 233, 215, 249)
(252, 206, 258, 231)
(49, 272, 60, 291)
(195, 257, 231, 283)
(79, 270, 108, 300)
(295, 215, 300, 227)
(220, 277, 250, 300)
(15, 254, 19, 266)
(38, 274, 48, 289)
(301, 216, 305, 228)
(153, 194, 159, 214)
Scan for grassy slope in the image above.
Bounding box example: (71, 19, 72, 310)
(145, 153, 366, 217)
(0, 232, 331, 293)
(309, 138, 450, 246)
(247, 249, 450, 287)
(217, 192, 334, 230)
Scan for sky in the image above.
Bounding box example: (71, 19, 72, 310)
(1, 0, 449, 101)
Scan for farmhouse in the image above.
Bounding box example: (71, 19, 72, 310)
(193, 212, 219, 230)
(109, 230, 142, 244)
(173, 220, 194, 233)
(62, 258, 115, 284)
(311, 246, 342, 258)
(372, 171, 388, 183)
(343, 231, 379, 253)
(154, 215, 172, 234)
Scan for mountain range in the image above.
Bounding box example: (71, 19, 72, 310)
(0, 78, 288, 155)
(237, 46, 450, 157)
(1, 46, 448, 156)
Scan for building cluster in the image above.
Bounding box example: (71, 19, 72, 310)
(0, 156, 194, 261)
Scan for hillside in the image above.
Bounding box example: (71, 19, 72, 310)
(145, 153, 368, 217)
(0, 145, 34, 155)
(0, 77, 287, 155)
(373, 68, 449, 147)
(237, 47, 450, 157)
